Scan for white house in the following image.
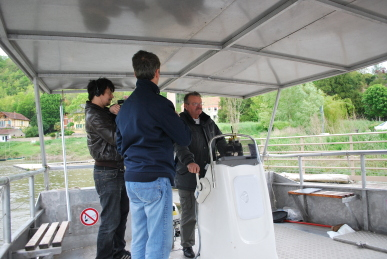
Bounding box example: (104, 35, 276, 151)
(0, 128, 25, 142)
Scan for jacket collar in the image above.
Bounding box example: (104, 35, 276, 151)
(85, 101, 108, 111)
(181, 109, 210, 125)
(136, 79, 160, 95)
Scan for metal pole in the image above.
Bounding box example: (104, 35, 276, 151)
(29, 176, 35, 218)
(263, 88, 281, 157)
(60, 98, 72, 221)
(298, 156, 304, 187)
(360, 154, 368, 230)
(2, 181, 11, 243)
(33, 77, 49, 190)
(320, 105, 324, 133)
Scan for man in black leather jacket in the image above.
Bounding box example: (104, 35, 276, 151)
(85, 78, 130, 259)
(174, 91, 227, 258)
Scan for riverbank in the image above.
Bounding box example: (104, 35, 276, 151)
(0, 136, 92, 162)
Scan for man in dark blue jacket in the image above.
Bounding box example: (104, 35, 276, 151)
(116, 50, 191, 259)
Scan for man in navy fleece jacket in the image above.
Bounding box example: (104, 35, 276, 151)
(116, 50, 191, 259)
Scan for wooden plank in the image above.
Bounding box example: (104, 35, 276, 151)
(39, 222, 59, 249)
(25, 223, 49, 251)
(336, 192, 355, 197)
(52, 221, 70, 247)
(288, 190, 354, 199)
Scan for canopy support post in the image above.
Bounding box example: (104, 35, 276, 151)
(33, 77, 49, 190)
(59, 96, 72, 221)
(262, 88, 281, 158)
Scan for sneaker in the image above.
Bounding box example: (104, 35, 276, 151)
(114, 250, 131, 259)
(183, 247, 195, 258)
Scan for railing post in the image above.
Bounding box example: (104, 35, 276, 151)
(2, 181, 11, 244)
(300, 138, 305, 174)
(349, 135, 355, 176)
(360, 154, 369, 231)
(298, 156, 304, 187)
(29, 176, 35, 219)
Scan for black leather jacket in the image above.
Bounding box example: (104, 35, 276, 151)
(174, 110, 227, 191)
(85, 101, 123, 167)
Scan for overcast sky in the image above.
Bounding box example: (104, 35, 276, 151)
(0, 47, 386, 70)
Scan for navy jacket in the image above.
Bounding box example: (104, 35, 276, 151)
(116, 79, 191, 185)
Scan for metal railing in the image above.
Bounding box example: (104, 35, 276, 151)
(242, 131, 387, 179)
(0, 167, 46, 256)
(263, 150, 387, 231)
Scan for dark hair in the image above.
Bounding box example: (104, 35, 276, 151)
(87, 77, 115, 101)
(184, 91, 201, 104)
(132, 50, 161, 80)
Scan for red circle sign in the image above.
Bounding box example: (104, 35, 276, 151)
(80, 208, 99, 226)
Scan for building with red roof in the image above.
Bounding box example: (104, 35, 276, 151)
(0, 111, 30, 129)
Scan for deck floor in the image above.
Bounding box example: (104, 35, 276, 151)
(56, 223, 387, 259)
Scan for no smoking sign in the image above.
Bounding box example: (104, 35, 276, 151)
(80, 208, 99, 226)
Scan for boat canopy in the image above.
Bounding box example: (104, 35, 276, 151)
(0, 0, 386, 98)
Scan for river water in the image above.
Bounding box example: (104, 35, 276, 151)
(0, 159, 95, 244)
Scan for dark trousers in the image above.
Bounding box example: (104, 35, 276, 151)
(94, 168, 130, 259)
(178, 189, 197, 247)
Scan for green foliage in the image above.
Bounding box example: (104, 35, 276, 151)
(362, 84, 387, 119)
(15, 90, 36, 119)
(24, 126, 39, 138)
(323, 95, 350, 127)
(362, 84, 387, 120)
(218, 122, 266, 137)
(40, 94, 62, 133)
(64, 130, 74, 136)
(314, 71, 365, 116)
(65, 93, 88, 113)
(273, 121, 290, 130)
(244, 83, 324, 131)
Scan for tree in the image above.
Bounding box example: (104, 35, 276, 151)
(223, 97, 244, 133)
(24, 126, 39, 138)
(362, 84, 387, 120)
(314, 72, 365, 116)
(275, 83, 324, 127)
(323, 95, 352, 128)
(243, 83, 328, 133)
(218, 97, 251, 124)
(40, 93, 62, 133)
(15, 89, 36, 119)
(65, 93, 88, 114)
(248, 94, 272, 126)
(369, 67, 387, 87)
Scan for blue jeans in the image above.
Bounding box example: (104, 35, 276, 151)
(94, 168, 130, 259)
(125, 177, 173, 259)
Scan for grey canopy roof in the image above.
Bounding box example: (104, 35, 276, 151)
(0, 0, 386, 98)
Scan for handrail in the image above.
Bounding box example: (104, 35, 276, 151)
(264, 150, 387, 158)
(208, 133, 259, 188)
(0, 168, 45, 186)
(255, 130, 387, 140)
(1, 167, 46, 246)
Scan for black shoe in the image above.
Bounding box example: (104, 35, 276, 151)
(183, 247, 195, 258)
(113, 250, 131, 259)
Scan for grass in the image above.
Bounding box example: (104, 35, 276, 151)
(0, 137, 92, 162)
